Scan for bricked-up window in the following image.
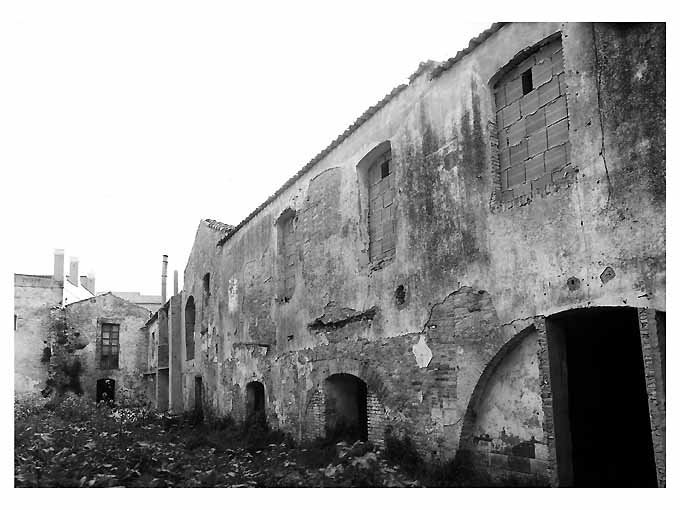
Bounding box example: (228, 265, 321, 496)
(100, 323, 120, 370)
(368, 151, 396, 262)
(185, 296, 195, 360)
(203, 273, 210, 300)
(494, 37, 571, 200)
(278, 210, 297, 301)
(202, 273, 210, 330)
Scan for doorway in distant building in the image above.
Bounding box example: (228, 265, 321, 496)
(546, 307, 657, 487)
(245, 381, 266, 425)
(324, 373, 368, 442)
(96, 378, 115, 403)
(194, 376, 203, 422)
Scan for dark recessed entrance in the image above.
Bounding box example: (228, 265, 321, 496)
(246, 381, 266, 423)
(194, 376, 203, 422)
(96, 378, 115, 403)
(324, 373, 368, 442)
(547, 307, 657, 487)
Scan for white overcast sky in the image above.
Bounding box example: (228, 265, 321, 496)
(1, 1, 671, 297)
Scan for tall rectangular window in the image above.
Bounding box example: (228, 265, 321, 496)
(100, 323, 120, 370)
(280, 213, 296, 301)
(368, 151, 395, 262)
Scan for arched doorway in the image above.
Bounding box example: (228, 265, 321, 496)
(245, 381, 266, 423)
(324, 373, 368, 442)
(546, 307, 657, 487)
(96, 378, 115, 403)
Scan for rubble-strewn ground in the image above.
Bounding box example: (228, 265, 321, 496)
(15, 395, 426, 488)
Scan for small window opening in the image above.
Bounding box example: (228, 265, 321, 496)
(380, 160, 391, 178)
(203, 273, 211, 297)
(395, 285, 406, 306)
(521, 69, 533, 95)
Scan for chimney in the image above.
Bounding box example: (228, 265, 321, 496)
(173, 270, 179, 296)
(68, 257, 79, 286)
(161, 255, 168, 303)
(53, 249, 64, 283)
(87, 272, 95, 294)
(80, 272, 96, 294)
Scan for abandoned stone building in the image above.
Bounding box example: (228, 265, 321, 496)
(17, 22, 665, 488)
(14, 250, 154, 403)
(140, 22, 666, 487)
(53, 293, 152, 402)
(14, 250, 96, 394)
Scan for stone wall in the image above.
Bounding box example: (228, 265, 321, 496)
(59, 293, 151, 403)
(175, 22, 664, 485)
(14, 274, 63, 395)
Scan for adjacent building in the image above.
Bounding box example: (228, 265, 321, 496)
(14, 249, 95, 394)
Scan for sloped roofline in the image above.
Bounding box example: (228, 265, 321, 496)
(215, 22, 506, 248)
(64, 291, 152, 316)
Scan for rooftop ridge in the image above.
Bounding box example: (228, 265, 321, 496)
(217, 22, 503, 248)
(429, 23, 507, 79)
(203, 218, 234, 233)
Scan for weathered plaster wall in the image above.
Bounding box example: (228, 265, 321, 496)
(62, 293, 151, 402)
(178, 22, 664, 480)
(469, 329, 548, 478)
(14, 275, 63, 395)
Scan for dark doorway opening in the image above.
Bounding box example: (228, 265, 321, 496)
(96, 378, 115, 403)
(194, 376, 203, 422)
(246, 381, 266, 425)
(547, 307, 657, 487)
(324, 373, 368, 442)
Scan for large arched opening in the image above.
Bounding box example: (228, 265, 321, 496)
(324, 373, 368, 442)
(458, 326, 548, 481)
(546, 307, 657, 487)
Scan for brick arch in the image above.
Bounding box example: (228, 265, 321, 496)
(307, 358, 390, 403)
(302, 358, 389, 444)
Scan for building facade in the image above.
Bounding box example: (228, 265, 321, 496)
(50, 22, 664, 487)
(14, 249, 96, 394)
(52, 293, 151, 403)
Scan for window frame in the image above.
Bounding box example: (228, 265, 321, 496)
(99, 321, 120, 370)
